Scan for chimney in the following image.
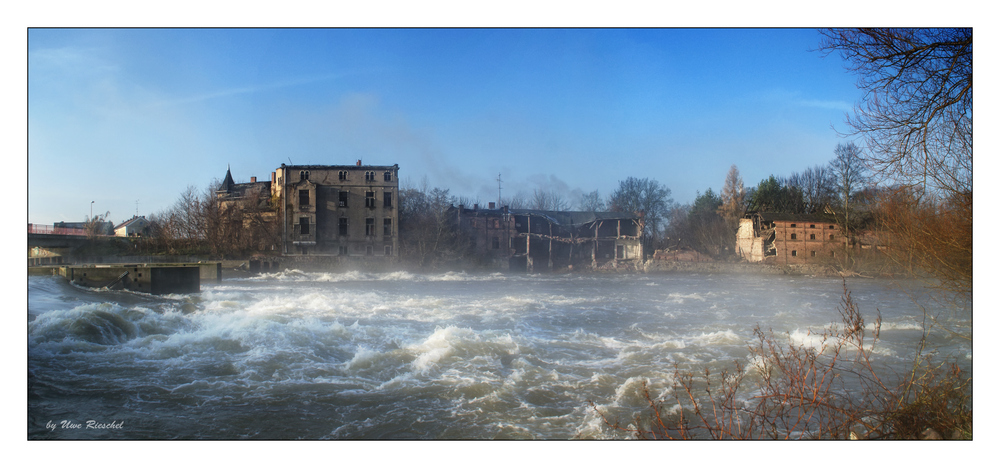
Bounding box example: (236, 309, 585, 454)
(489, 202, 496, 209)
(250, 176, 257, 183)
(356, 159, 362, 166)
(271, 172, 276, 183)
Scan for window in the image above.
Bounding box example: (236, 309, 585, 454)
(384, 245, 392, 256)
(339, 191, 349, 207)
(299, 170, 309, 181)
(493, 237, 500, 249)
(383, 192, 392, 208)
(790, 223, 797, 227)
(811, 251, 816, 257)
(830, 234, 835, 240)
(299, 217, 310, 235)
(616, 245, 625, 259)
(790, 234, 797, 240)
(383, 218, 392, 237)
(339, 218, 349, 236)
(299, 190, 309, 207)
(492, 219, 500, 229)
(810, 224, 815, 228)
(365, 218, 375, 236)
(339, 171, 348, 180)
(829, 225, 835, 229)
(366, 245, 374, 256)
(383, 171, 392, 182)
(365, 171, 375, 182)
(810, 234, 816, 240)
(339, 245, 348, 255)
(791, 250, 798, 257)
(365, 191, 376, 208)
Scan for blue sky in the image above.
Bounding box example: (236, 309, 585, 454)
(29, 27, 864, 225)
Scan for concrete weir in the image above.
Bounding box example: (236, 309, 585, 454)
(53, 262, 221, 295)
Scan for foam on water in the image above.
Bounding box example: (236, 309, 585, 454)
(27, 272, 971, 439)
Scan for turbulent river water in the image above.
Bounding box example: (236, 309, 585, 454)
(27, 270, 971, 440)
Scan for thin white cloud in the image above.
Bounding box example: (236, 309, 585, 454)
(152, 72, 350, 107)
(796, 99, 853, 112)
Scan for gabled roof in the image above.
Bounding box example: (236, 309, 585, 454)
(114, 216, 148, 230)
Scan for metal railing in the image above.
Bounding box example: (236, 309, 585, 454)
(28, 224, 112, 237)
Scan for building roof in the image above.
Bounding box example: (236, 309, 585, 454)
(114, 215, 148, 230)
(281, 163, 399, 170)
(753, 212, 838, 224)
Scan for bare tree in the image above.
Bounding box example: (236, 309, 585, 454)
(578, 190, 606, 212)
(719, 165, 746, 232)
(830, 142, 869, 229)
(530, 189, 569, 211)
(787, 165, 837, 213)
(608, 177, 673, 252)
(818, 28, 971, 198)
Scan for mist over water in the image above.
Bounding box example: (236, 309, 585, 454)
(28, 271, 971, 439)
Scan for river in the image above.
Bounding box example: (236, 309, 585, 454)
(27, 270, 971, 439)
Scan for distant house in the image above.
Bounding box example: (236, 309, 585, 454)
(115, 216, 150, 237)
(736, 212, 846, 265)
(454, 203, 644, 272)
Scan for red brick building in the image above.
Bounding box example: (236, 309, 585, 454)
(737, 212, 846, 265)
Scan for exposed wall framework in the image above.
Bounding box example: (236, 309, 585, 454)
(455, 205, 643, 272)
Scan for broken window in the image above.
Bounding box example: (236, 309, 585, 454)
(810, 234, 816, 240)
(299, 190, 309, 207)
(811, 251, 816, 257)
(492, 219, 500, 229)
(829, 234, 835, 240)
(299, 217, 310, 235)
(810, 224, 815, 228)
(339, 191, 349, 207)
(339, 218, 349, 237)
(365, 191, 376, 208)
(365, 218, 375, 236)
(791, 250, 798, 257)
(791, 234, 797, 240)
(383, 218, 392, 237)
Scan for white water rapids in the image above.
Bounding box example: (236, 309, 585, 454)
(27, 270, 971, 439)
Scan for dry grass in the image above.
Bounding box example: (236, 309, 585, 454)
(590, 281, 971, 440)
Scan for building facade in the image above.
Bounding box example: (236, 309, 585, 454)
(274, 162, 399, 258)
(454, 204, 643, 272)
(736, 212, 846, 265)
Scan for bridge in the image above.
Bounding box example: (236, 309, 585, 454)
(28, 224, 114, 265)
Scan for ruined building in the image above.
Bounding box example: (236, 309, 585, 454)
(736, 212, 846, 264)
(273, 162, 399, 258)
(454, 204, 643, 272)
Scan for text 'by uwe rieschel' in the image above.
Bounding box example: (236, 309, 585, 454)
(46, 420, 125, 431)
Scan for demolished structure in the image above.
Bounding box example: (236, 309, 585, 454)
(454, 204, 643, 272)
(736, 212, 846, 265)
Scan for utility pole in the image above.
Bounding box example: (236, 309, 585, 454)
(497, 173, 503, 206)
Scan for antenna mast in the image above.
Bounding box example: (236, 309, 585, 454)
(497, 173, 503, 206)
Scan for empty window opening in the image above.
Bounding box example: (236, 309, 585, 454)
(810, 224, 815, 228)
(790, 234, 797, 240)
(365, 171, 375, 182)
(810, 234, 816, 240)
(811, 251, 816, 257)
(299, 217, 310, 235)
(365, 191, 376, 208)
(492, 237, 500, 249)
(384, 245, 392, 256)
(383, 171, 392, 182)
(299, 190, 309, 207)
(339, 191, 349, 207)
(365, 218, 375, 236)
(830, 234, 835, 240)
(791, 250, 798, 257)
(790, 223, 797, 227)
(339, 218, 349, 237)
(383, 218, 392, 237)
(339, 171, 348, 180)
(384, 192, 393, 208)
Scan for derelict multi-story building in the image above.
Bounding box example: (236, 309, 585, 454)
(736, 212, 846, 264)
(273, 161, 400, 258)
